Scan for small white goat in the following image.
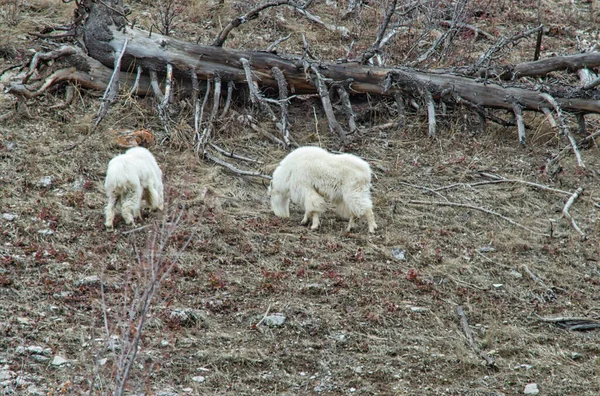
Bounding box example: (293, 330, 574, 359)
(104, 147, 164, 229)
(269, 146, 377, 233)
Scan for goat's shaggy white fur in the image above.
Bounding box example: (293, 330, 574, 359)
(269, 146, 377, 233)
(104, 147, 164, 229)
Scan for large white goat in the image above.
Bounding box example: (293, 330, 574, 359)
(269, 146, 377, 233)
(104, 147, 164, 229)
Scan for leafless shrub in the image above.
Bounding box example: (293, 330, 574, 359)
(98, 206, 193, 395)
(152, 0, 187, 36)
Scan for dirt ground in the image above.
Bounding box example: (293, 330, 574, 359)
(1, 0, 600, 395)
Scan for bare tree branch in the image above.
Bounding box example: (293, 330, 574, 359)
(360, 0, 397, 64)
(213, 0, 298, 47)
(95, 38, 128, 127)
(562, 186, 586, 240)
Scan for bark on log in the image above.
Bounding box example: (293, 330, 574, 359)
(77, 1, 600, 116)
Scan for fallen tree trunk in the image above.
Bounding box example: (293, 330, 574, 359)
(5, 0, 600, 175)
(77, 1, 600, 114)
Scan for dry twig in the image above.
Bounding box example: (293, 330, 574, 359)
(221, 81, 234, 118)
(95, 38, 128, 127)
(24, 46, 77, 83)
(547, 129, 600, 171)
(129, 65, 143, 96)
(537, 315, 600, 331)
(267, 33, 292, 52)
(424, 89, 436, 138)
(272, 67, 291, 147)
(541, 92, 584, 168)
(456, 306, 496, 367)
(309, 64, 346, 145)
(522, 264, 555, 300)
(407, 200, 550, 236)
(562, 187, 585, 240)
(511, 103, 526, 145)
(213, 0, 299, 47)
(209, 143, 263, 164)
(156, 63, 173, 136)
(205, 152, 271, 179)
(433, 177, 573, 196)
(360, 0, 397, 64)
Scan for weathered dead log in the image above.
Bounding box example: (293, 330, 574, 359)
(74, 1, 600, 117)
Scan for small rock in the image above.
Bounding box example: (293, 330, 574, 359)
(0, 369, 15, 381)
(509, 270, 523, 279)
(263, 313, 286, 327)
(39, 176, 53, 188)
(30, 355, 50, 362)
(160, 340, 170, 347)
(16, 317, 30, 325)
(331, 333, 347, 343)
(478, 246, 495, 253)
(571, 352, 582, 360)
(492, 283, 504, 288)
(23, 386, 45, 396)
(97, 358, 108, 366)
(15, 376, 29, 386)
(182, 388, 193, 393)
(192, 375, 205, 383)
(26, 346, 46, 355)
(51, 356, 68, 366)
(170, 309, 203, 327)
(391, 248, 407, 261)
(524, 383, 539, 395)
(157, 391, 179, 396)
(37, 229, 55, 236)
(410, 306, 427, 313)
(2, 213, 17, 221)
(519, 364, 533, 370)
(73, 275, 101, 287)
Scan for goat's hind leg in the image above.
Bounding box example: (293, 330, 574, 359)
(105, 193, 118, 230)
(346, 215, 356, 232)
(302, 189, 326, 230)
(122, 187, 143, 226)
(365, 208, 377, 233)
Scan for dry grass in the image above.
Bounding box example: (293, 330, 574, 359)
(1, 0, 600, 395)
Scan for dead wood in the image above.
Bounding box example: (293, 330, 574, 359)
(407, 200, 550, 236)
(360, 0, 397, 65)
(521, 265, 555, 301)
(538, 316, 600, 331)
(562, 187, 585, 240)
(7, 0, 600, 175)
(213, 0, 300, 47)
(439, 20, 494, 41)
(511, 103, 526, 145)
(433, 177, 573, 196)
(547, 129, 600, 174)
(456, 306, 496, 367)
(65, 1, 600, 119)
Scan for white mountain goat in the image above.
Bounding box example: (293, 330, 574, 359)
(269, 146, 377, 233)
(104, 147, 164, 229)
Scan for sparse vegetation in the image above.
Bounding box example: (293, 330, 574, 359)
(1, 0, 600, 395)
